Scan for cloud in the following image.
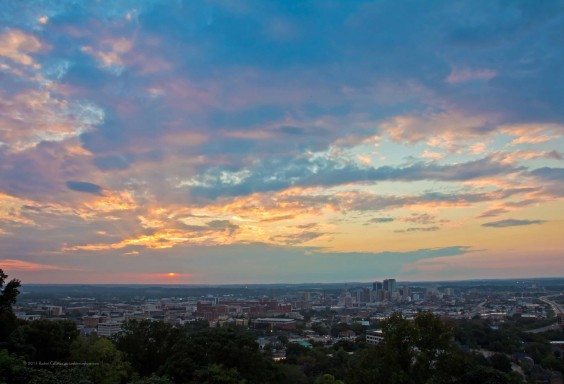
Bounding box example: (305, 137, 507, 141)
(0, 90, 104, 152)
(0, 259, 77, 271)
(493, 150, 563, 164)
(368, 217, 395, 223)
(531, 167, 564, 181)
(270, 231, 326, 245)
(395, 226, 440, 233)
(383, 111, 493, 144)
(65, 181, 103, 195)
(81, 37, 133, 73)
(421, 150, 445, 160)
(501, 124, 562, 146)
(64, 217, 242, 251)
(482, 219, 546, 228)
(478, 208, 509, 218)
(0, 29, 42, 67)
(446, 68, 496, 84)
(273, 185, 538, 214)
(206, 220, 239, 236)
(400, 213, 436, 225)
(188, 155, 522, 199)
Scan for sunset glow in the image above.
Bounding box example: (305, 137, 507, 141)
(0, 1, 562, 284)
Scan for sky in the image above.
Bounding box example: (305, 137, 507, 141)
(0, 0, 563, 284)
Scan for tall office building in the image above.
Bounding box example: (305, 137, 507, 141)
(361, 288, 371, 303)
(401, 285, 410, 298)
(372, 281, 383, 291)
(383, 278, 397, 293)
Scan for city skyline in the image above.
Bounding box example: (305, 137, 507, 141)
(0, 1, 563, 284)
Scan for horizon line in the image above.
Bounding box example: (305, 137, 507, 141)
(17, 276, 564, 287)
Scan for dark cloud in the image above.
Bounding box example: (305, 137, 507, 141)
(395, 226, 440, 233)
(531, 167, 564, 181)
(529, 167, 564, 197)
(206, 220, 239, 235)
(368, 217, 395, 224)
(482, 219, 546, 228)
(65, 181, 103, 195)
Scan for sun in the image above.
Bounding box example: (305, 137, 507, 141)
(167, 272, 177, 277)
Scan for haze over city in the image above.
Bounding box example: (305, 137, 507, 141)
(0, 1, 563, 284)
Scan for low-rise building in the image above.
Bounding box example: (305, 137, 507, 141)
(366, 329, 383, 345)
(97, 321, 123, 337)
(253, 318, 296, 330)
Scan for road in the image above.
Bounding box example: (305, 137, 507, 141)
(539, 295, 563, 315)
(468, 300, 487, 318)
(525, 294, 562, 334)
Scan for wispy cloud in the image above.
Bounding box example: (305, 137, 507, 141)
(0, 259, 78, 271)
(187, 155, 523, 199)
(482, 219, 546, 228)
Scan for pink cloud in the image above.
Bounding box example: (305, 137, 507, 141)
(501, 124, 562, 145)
(382, 111, 492, 145)
(0, 29, 43, 67)
(0, 89, 104, 152)
(446, 68, 497, 84)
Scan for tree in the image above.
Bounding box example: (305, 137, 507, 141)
(115, 320, 183, 377)
(192, 364, 246, 384)
(128, 375, 173, 384)
(70, 335, 130, 384)
(276, 364, 308, 384)
(348, 312, 523, 384)
(489, 354, 512, 373)
(0, 269, 20, 312)
(116, 321, 282, 384)
(330, 323, 350, 338)
(0, 349, 27, 384)
(311, 323, 328, 336)
(377, 312, 416, 383)
(314, 374, 344, 384)
(9, 319, 79, 361)
(185, 327, 280, 383)
(411, 312, 454, 381)
(0, 269, 21, 342)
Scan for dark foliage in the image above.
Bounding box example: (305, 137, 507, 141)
(0, 269, 20, 343)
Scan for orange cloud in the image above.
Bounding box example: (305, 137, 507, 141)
(0, 259, 78, 271)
